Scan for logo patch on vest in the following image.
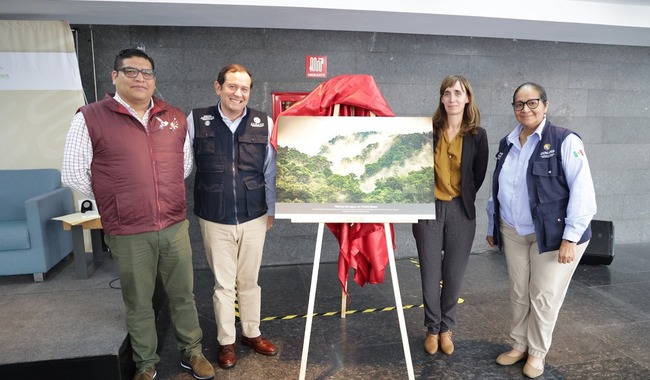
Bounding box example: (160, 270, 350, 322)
(539, 145, 556, 159)
(251, 116, 265, 128)
(200, 114, 214, 126)
(156, 116, 179, 131)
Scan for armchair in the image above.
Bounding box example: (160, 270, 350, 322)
(0, 169, 74, 281)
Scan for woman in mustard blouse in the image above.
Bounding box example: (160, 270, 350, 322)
(412, 75, 489, 356)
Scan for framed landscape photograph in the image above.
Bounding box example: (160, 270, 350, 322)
(275, 116, 436, 223)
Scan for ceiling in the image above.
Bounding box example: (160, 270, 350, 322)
(1, 0, 650, 47)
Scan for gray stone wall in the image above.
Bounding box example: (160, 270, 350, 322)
(72, 25, 650, 268)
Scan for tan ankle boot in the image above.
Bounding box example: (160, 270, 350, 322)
(439, 331, 454, 355)
(424, 332, 439, 355)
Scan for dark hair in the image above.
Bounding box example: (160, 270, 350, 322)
(216, 64, 254, 89)
(432, 75, 481, 136)
(113, 48, 154, 71)
(513, 82, 548, 103)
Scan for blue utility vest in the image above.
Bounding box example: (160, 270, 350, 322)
(491, 121, 591, 253)
(192, 106, 269, 224)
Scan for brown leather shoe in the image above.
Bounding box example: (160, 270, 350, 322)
(241, 335, 278, 356)
(181, 352, 215, 379)
(133, 366, 156, 380)
(424, 332, 439, 355)
(217, 344, 236, 369)
(439, 331, 454, 355)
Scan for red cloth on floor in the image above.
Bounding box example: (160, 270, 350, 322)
(273, 74, 397, 297)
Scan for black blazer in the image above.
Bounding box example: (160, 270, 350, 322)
(433, 127, 489, 220)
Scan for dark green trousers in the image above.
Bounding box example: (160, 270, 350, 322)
(106, 220, 203, 370)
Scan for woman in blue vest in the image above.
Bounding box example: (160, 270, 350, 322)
(413, 75, 489, 356)
(486, 82, 597, 378)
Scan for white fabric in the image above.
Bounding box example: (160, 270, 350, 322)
(0, 52, 83, 90)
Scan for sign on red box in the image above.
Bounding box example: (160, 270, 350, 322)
(305, 55, 327, 78)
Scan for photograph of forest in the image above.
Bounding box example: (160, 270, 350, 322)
(276, 116, 435, 205)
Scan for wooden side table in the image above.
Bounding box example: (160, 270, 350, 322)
(53, 213, 104, 279)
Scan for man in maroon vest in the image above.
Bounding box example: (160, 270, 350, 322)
(62, 48, 214, 380)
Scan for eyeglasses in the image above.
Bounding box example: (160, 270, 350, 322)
(512, 98, 542, 111)
(117, 67, 156, 80)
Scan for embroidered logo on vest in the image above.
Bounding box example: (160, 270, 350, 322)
(539, 145, 556, 158)
(200, 114, 214, 126)
(156, 116, 179, 131)
(251, 116, 265, 128)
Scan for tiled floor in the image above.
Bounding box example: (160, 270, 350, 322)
(154, 243, 650, 380)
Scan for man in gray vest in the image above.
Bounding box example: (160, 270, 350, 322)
(187, 63, 277, 370)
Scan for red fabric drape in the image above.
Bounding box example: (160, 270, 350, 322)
(273, 75, 397, 298)
(271, 74, 395, 148)
(327, 218, 396, 293)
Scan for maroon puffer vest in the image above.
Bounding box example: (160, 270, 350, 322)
(81, 94, 188, 235)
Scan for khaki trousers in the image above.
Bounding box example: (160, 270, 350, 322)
(199, 215, 267, 345)
(500, 221, 588, 358)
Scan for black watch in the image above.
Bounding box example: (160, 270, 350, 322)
(565, 239, 576, 244)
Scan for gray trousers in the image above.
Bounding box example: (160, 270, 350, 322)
(412, 198, 475, 334)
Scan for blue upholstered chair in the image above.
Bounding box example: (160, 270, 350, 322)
(0, 169, 74, 281)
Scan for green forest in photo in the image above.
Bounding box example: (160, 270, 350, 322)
(277, 131, 435, 204)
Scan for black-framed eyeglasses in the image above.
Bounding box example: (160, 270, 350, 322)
(117, 67, 156, 80)
(512, 98, 542, 111)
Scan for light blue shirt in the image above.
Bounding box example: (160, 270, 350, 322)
(487, 118, 597, 242)
(187, 102, 277, 216)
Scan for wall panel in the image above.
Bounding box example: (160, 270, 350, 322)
(71, 25, 650, 267)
